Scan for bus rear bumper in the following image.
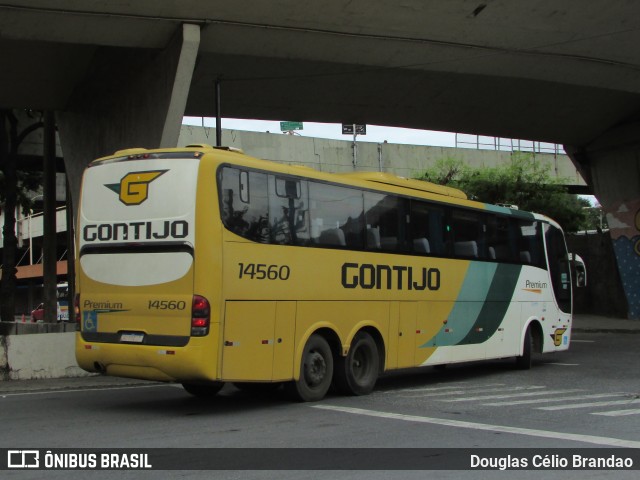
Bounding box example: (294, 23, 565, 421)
(75, 333, 218, 383)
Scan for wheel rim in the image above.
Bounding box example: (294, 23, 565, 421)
(351, 344, 372, 383)
(304, 350, 327, 388)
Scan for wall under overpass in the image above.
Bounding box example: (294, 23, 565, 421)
(566, 125, 640, 320)
(178, 125, 586, 186)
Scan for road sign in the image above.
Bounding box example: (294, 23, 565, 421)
(280, 121, 303, 131)
(342, 124, 366, 135)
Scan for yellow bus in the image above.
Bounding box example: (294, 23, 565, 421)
(75, 145, 581, 401)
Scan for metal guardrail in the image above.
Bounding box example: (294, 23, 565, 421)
(455, 134, 565, 156)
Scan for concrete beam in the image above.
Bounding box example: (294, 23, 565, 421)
(160, 24, 200, 147)
(57, 24, 201, 210)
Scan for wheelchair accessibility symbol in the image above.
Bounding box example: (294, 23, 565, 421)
(83, 311, 98, 332)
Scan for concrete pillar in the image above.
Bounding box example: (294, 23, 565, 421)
(57, 24, 201, 211)
(566, 121, 640, 319)
(42, 111, 57, 323)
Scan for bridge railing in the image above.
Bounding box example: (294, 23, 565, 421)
(455, 134, 565, 156)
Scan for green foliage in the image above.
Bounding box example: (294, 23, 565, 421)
(0, 170, 43, 215)
(416, 153, 591, 233)
(582, 206, 608, 231)
(0, 110, 44, 215)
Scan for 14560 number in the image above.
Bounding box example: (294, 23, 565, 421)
(148, 300, 186, 310)
(238, 263, 290, 280)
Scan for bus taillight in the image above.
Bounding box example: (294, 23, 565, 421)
(74, 294, 81, 322)
(191, 295, 210, 336)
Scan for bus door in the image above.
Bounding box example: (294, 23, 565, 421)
(391, 302, 417, 368)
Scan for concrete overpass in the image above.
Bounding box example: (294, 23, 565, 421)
(1, 0, 639, 317)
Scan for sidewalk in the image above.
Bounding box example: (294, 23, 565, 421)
(572, 313, 640, 333)
(0, 374, 155, 394)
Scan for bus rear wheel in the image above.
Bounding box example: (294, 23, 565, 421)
(182, 381, 224, 398)
(285, 334, 333, 402)
(334, 331, 379, 396)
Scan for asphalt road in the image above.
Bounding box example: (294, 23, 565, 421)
(1, 331, 639, 479)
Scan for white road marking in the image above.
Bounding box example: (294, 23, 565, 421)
(592, 409, 640, 417)
(539, 398, 640, 411)
(447, 389, 584, 402)
(398, 385, 526, 398)
(383, 382, 490, 394)
(446, 386, 570, 402)
(312, 404, 640, 448)
(483, 392, 628, 406)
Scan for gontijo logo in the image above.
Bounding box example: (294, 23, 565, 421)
(551, 327, 567, 347)
(105, 170, 167, 206)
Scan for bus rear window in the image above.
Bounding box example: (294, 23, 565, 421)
(80, 251, 193, 287)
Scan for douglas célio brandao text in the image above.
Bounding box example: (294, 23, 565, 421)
(470, 453, 634, 470)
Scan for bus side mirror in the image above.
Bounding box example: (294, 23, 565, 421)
(571, 253, 587, 288)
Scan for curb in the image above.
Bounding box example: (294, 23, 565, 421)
(573, 327, 640, 334)
(0, 375, 156, 393)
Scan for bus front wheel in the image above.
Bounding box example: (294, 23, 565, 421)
(182, 381, 224, 398)
(285, 334, 333, 402)
(515, 325, 533, 370)
(334, 331, 379, 396)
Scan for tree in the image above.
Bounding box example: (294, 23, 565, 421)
(0, 110, 43, 322)
(416, 153, 590, 233)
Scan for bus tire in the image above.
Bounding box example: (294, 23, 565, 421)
(285, 334, 333, 402)
(334, 331, 379, 396)
(516, 325, 533, 370)
(182, 381, 224, 398)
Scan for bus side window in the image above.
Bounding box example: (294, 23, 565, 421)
(518, 220, 545, 268)
(486, 216, 517, 262)
(269, 176, 309, 246)
(309, 182, 364, 249)
(450, 209, 486, 259)
(220, 167, 270, 243)
(364, 193, 407, 252)
(409, 200, 445, 255)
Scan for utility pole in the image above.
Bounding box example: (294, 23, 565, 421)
(342, 124, 366, 168)
(66, 181, 75, 322)
(42, 111, 57, 323)
(352, 124, 357, 168)
(215, 79, 222, 147)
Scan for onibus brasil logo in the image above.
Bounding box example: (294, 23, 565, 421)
(105, 170, 167, 206)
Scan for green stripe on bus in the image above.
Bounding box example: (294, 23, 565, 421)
(458, 263, 522, 345)
(421, 262, 522, 348)
(423, 262, 496, 347)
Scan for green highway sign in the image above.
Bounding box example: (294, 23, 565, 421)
(280, 121, 303, 131)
